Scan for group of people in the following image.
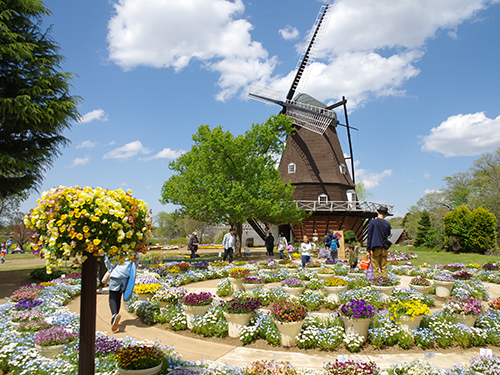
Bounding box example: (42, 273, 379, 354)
(1, 237, 14, 264)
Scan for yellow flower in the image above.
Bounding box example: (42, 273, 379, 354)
(93, 239, 101, 246)
(83, 226, 90, 233)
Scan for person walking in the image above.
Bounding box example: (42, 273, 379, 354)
(300, 235, 312, 268)
(324, 230, 335, 261)
(5, 237, 13, 255)
(1, 243, 6, 264)
(276, 233, 288, 260)
(222, 228, 236, 263)
(265, 230, 275, 257)
(188, 232, 199, 259)
(366, 206, 393, 278)
(104, 256, 135, 333)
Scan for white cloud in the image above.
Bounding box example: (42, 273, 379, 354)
(423, 172, 431, 179)
(421, 112, 500, 157)
(107, 0, 276, 101)
(103, 141, 151, 160)
(76, 140, 98, 149)
(356, 168, 393, 189)
(69, 156, 90, 167)
(79, 109, 108, 124)
(141, 148, 185, 161)
(106, 0, 495, 106)
(279, 25, 299, 40)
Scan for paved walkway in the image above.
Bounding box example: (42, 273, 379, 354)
(67, 275, 500, 371)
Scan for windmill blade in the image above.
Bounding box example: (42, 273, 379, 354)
(286, 4, 332, 101)
(248, 83, 284, 105)
(283, 100, 337, 135)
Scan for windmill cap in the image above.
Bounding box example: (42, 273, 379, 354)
(377, 206, 393, 216)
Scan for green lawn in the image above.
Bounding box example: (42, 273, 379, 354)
(394, 246, 499, 267)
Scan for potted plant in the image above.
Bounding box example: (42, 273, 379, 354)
(241, 276, 264, 292)
(442, 296, 484, 327)
(339, 299, 377, 342)
(280, 278, 305, 296)
(10, 310, 45, 327)
(323, 259, 336, 268)
(317, 267, 336, 280)
(489, 297, 500, 312)
(433, 273, 455, 297)
(13, 299, 43, 311)
(305, 261, 321, 268)
(442, 263, 465, 272)
(371, 277, 398, 300)
(115, 344, 165, 374)
(409, 276, 433, 295)
(387, 299, 430, 331)
(34, 326, 78, 359)
(451, 270, 474, 283)
(134, 283, 163, 301)
(468, 354, 500, 375)
(324, 360, 381, 375)
(182, 292, 213, 329)
(151, 287, 187, 308)
(323, 277, 348, 300)
(271, 300, 308, 347)
(17, 319, 53, 335)
(228, 267, 250, 292)
(222, 297, 262, 337)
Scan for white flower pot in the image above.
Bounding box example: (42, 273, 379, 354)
(136, 293, 152, 301)
(183, 305, 210, 329)
(282, 286, 305, 296)
(455, 314, 476, 327)
(223, 312, 253, 338)
(376, 285, 395, 300)
(410, 284, 432, 295)
(35, 343, 67, 359)
(117, 363, 162, 375)
(228, 277, 244, 292)
(342, 316, 371, 342)
(317, 273, 336, 280)
(398, 315, 424, 332)
(324, 285, 347, 302)
(248, 271, 258, 276)
(157, 301, 172, 309)
(434, 280, 454, 297)
(273, 320, 304, 347)
(242, 283, 263, 292)
(348, 272, 364, 278)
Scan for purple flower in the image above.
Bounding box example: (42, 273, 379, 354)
(222, 297, 262, 314)
(482, 263, 499, 271)
(242, 276, 263, 284)
(34, 326, 77, 346)
(340, 299, 377, 319)
(281, 278, 304, 288)
(14, 299, 43, 310)
(183, 292, 213, 306)
(191, 261, 209, 270)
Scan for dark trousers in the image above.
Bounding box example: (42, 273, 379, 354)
(223, 247, 233, 263)
(267, 247, 274, 256)
(109, 290, 123, 317)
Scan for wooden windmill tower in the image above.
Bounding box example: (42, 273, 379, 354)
(249, 5, 392, 244)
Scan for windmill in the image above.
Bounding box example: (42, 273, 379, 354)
(248, 4, 392, 246)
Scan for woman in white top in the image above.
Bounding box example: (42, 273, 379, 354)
(300, 235, 312, 268)
(277, 233, 288, 260)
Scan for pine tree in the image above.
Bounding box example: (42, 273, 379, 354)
(413, 211, 431, 247)
(0, 0, 81, 199)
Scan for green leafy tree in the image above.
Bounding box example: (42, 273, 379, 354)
(355, 180, 372, 201)
(413, 211, 431, 247)
(160, 115, 305, 255)
(0, 0, 80, 199)
(0, 193, 25, 228)
(344, 230, 358, 245)
(443, 205, 497, 254)
(153, 212, 181, 244)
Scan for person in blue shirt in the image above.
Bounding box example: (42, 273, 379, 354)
(324, 230, 338, 262)
(104, 256, 136, 333)
(366, 206, 393, 278)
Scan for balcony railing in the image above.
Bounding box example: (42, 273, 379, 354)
(295, 200, 394, 214)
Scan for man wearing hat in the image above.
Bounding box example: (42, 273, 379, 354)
(366, 206, 393, 278)
(189, 232, 199, 259)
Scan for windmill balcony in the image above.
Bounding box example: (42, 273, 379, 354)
(294, 200, 393, 214)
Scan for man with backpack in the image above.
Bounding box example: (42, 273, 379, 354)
(366, 206, 393, 278)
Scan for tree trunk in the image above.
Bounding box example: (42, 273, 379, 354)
(233, 221, 243, 256)
(79, 253, 97, 375)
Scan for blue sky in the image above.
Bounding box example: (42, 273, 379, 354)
(20, 0, 500, 219)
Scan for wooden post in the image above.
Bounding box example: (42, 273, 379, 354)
(79, 253, 97, 375)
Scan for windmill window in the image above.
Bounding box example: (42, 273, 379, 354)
(339, 163, 346, 174)
(318, 194, 328, 203)
(288, 163, 296, 174)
